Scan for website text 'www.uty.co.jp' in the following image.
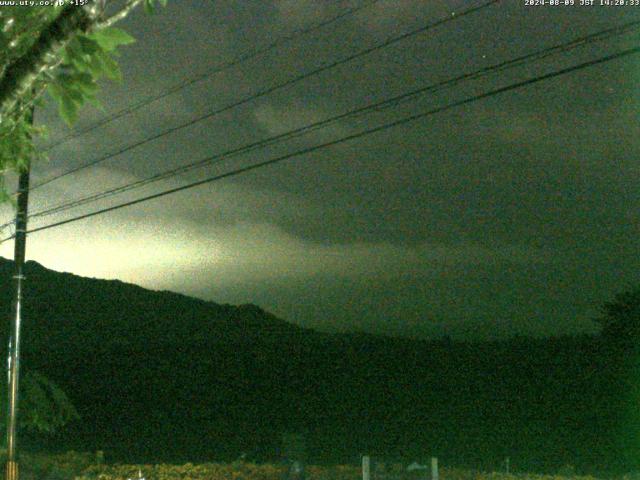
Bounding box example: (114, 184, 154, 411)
(0, 0, 89, 6)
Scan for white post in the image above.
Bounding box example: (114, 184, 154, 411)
(362, 456, 371, 480)
(431, 457, 438, 480)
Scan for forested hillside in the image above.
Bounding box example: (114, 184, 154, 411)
(0, 258, 635, 475)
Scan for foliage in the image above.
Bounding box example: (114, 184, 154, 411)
(595, 286, 640, 340)
(0, 259, 626, 474)
(0, 450, 95, 480)
(0, 7, 62, 66)
(0, 113, 45, 204)
(0, 0, 167, 202)
(47, 26, 135, 125)
(77, 462, 358, 480)
(0, 456, 615, 480)
(69, 463, 606, 480)
(0, 5, 64, 179)
(19, 371, 80, 433)
(144, 0, 168, 15)
(0, 370, 79, 435)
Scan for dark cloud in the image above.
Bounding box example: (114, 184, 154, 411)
(3, 0, 638, 339)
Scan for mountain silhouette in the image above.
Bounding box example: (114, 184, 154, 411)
(0, 257, 631, 474)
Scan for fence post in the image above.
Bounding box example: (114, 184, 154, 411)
(363, 456, 371, 480)
(431, 457, 438, 480)
(505, 457, 510, 474)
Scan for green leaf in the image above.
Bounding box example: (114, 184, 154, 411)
(60, 95, 79, 126)
(98, 51, 122, 82)
(47, 82, 64, 104)
(64, 85, 84, 104)
(85, 95, 104, 112)
(90, 27, 135, 52)
(64, 72, 99, 96)
(0, 188, 14, 208)
(85, 50, 108, 78)
(144, 0, 155, 14)
(76, 35, 100, 55)
(64, 38, 84, 66)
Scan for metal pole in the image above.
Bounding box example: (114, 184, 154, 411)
(430, 457, 438, 480)
(362, 455, 371, 480)
(5, 110, 32, 480)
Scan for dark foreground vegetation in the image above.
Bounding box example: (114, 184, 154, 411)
(0, 258, 638, 476)
(0, 452, 615, 480)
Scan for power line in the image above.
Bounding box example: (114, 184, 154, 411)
(41, 0, 383, 153)
(29, 0, 499, 192)
(20, 18, 640, 224)
(368, 17, 640, 114)
(3, 45, 637, 243)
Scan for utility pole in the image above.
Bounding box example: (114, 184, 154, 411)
(5, 107, 32, 480)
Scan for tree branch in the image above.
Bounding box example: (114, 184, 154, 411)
(0, 0, 147, 123)
(96, 0, 144, 29)
(0, 5, 95, 122)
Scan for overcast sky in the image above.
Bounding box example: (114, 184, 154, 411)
(0, 0, 638, 340)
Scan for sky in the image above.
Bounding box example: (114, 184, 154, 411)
(0, 0, 638, 340)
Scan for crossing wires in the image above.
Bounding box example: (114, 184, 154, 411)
(29, 0, 500, 192)
(14, 17, 640, 226)
(2, 44, 637, 243)
(41, 0, 384, 153)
